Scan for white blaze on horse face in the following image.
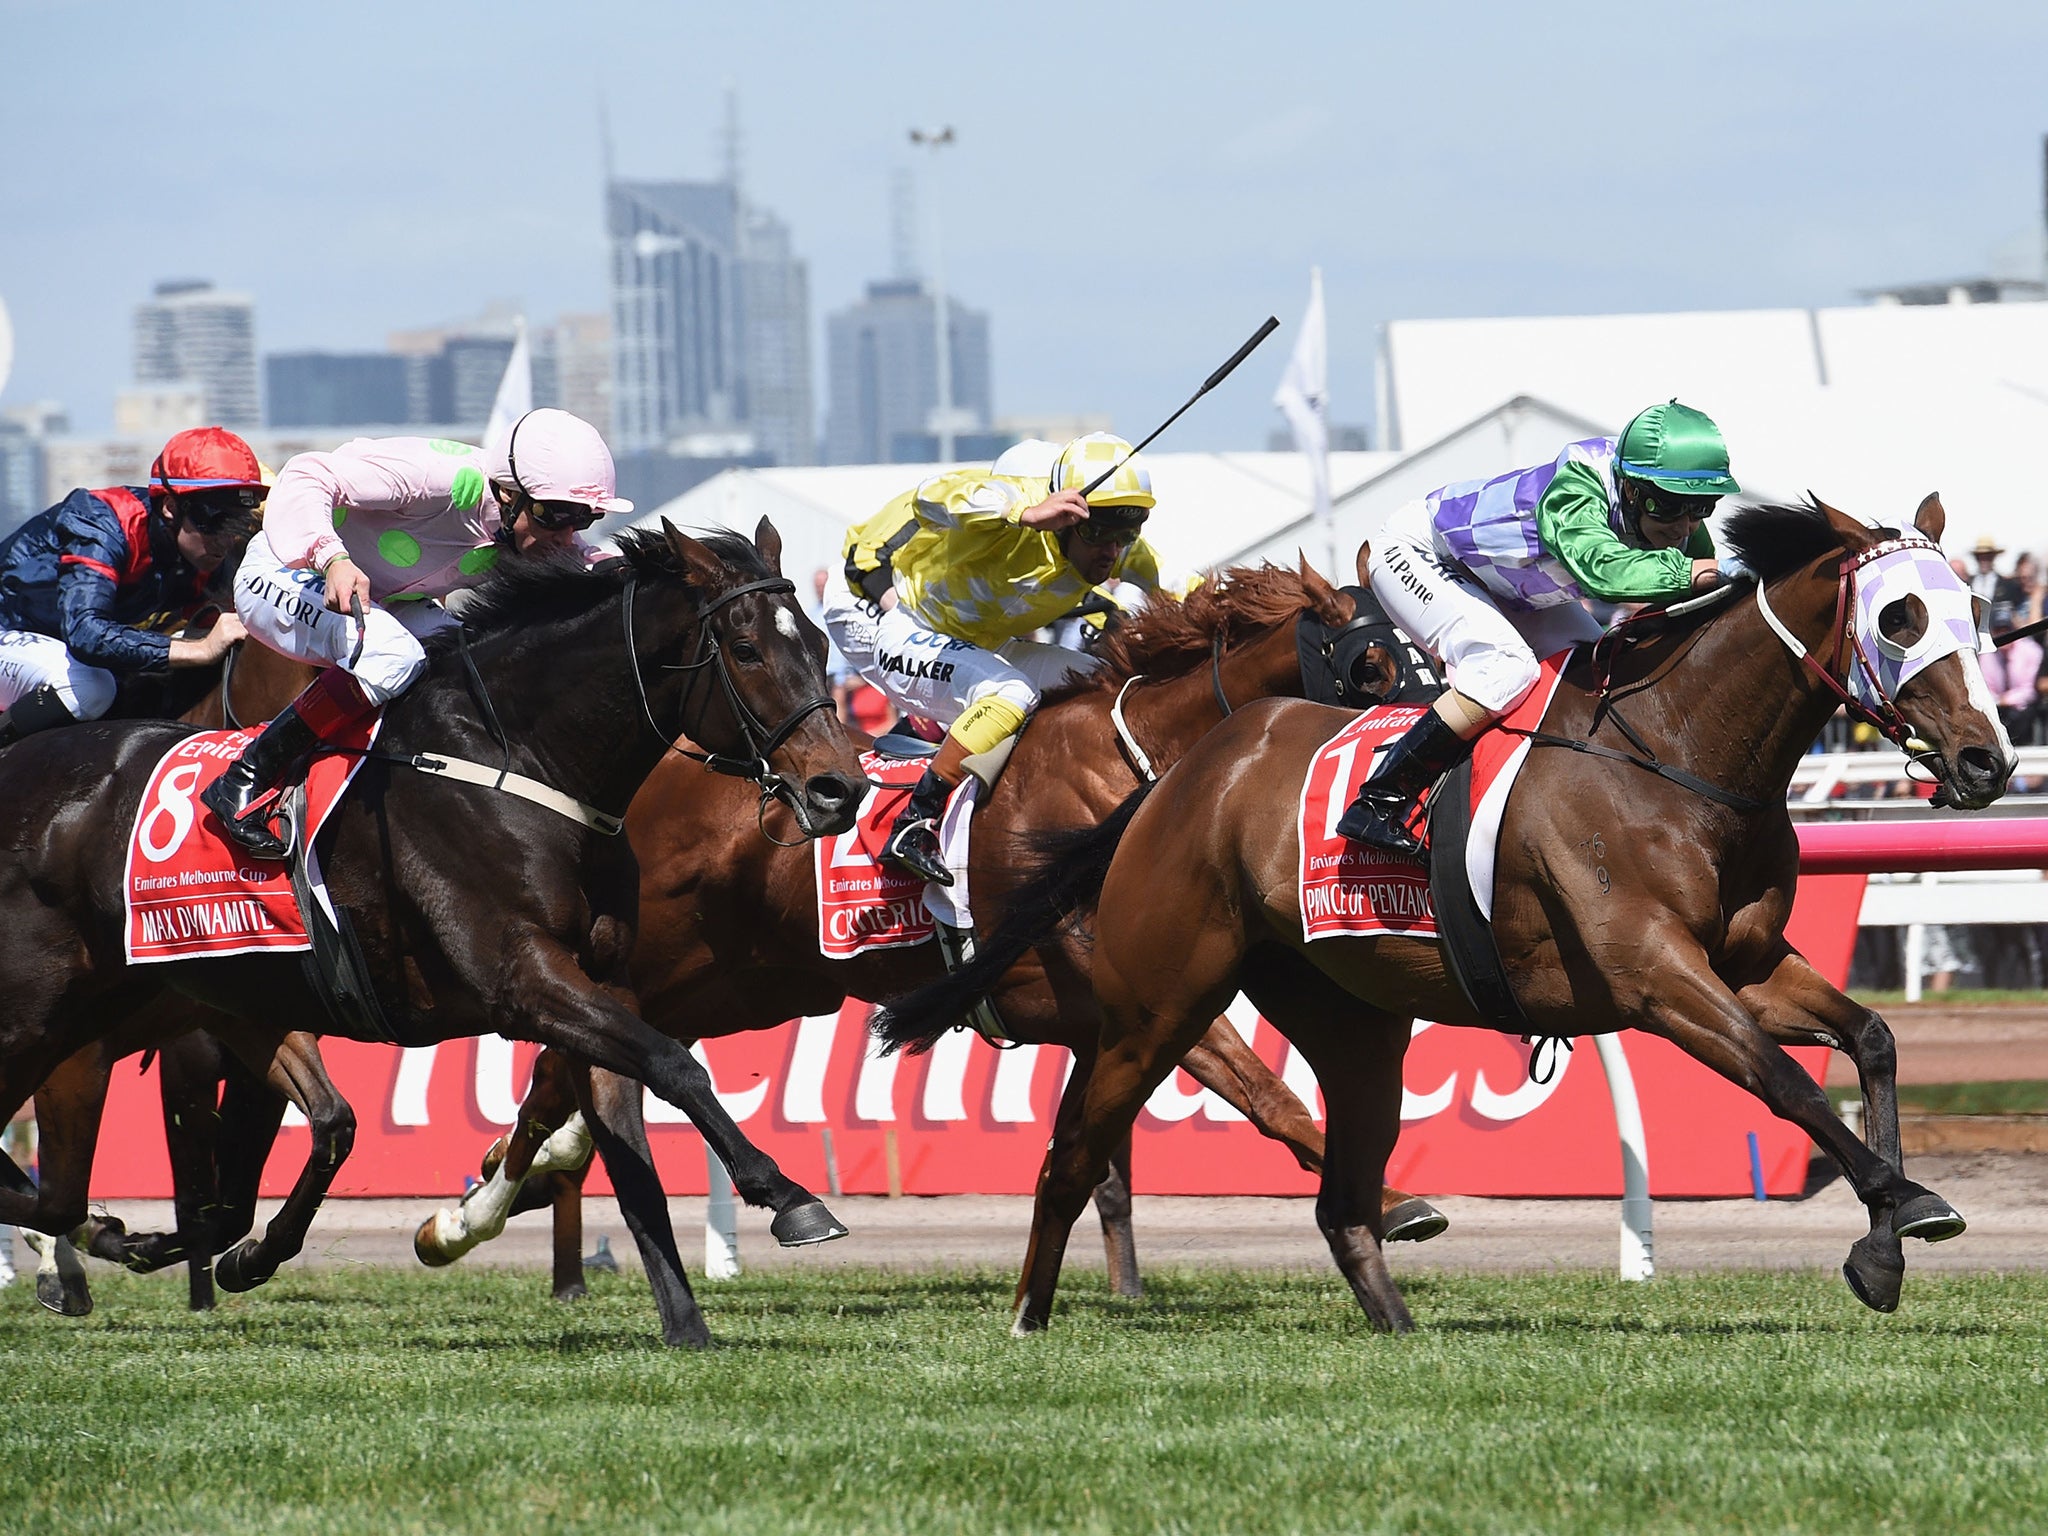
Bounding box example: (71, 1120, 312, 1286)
(1956, 650, 2018, 766)
(774, 605, 801, 643)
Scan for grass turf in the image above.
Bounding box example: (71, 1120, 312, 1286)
(3, 1266, 2045, 1535)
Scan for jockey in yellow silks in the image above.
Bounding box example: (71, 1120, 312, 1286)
(819, 432, 1166, 884)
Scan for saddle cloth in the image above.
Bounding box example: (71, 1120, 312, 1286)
(123, 718, 380, 965)
(815, 749, 976, 961)
(1297, 654, 1569, 942)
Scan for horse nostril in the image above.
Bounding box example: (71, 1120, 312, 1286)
(806, 773, 860, 812)
(1957, 746, 2003, 785)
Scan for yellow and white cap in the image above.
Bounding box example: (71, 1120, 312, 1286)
(1050, 432, 1155, 511)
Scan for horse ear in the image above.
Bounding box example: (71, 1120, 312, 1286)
(1353, 541, 1372, 589)
(1811, 493, 1878, 550)
(753, 516, 784, 575)
(660, 518, 728, 588)
(1912, 492, 1946, 543)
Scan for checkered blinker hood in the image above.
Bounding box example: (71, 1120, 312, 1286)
(1850, 541, 1992, 712)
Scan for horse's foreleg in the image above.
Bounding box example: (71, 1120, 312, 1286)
(1739, 946, 1962, 1254)
(512, 941, 843, 1247)
(19, 1225, 91, 1317)
(1091, 1130, 1142, 1299)
(414, 1047, 585, 1267)
(550, 1160, 589, 1301)
(157, 1033, 223, 1308)
(212, 1031, 355, 1293)
(1645, 938, 1927, 1312)
(578, 1065, 709, 1348)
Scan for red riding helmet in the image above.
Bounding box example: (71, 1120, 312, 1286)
(148, 427, 267, 506)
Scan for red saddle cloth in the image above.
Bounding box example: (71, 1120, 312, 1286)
(815, 749, 971, 961)
(1296, 655, 1569, 942)
(122, 718, 380, 965)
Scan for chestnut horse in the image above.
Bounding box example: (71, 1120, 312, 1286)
(0, 523, 864, 1346)
(879, 497, 2015, 1335)
(416, 563, 1446, 1294)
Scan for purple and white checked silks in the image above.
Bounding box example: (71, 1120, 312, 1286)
(1848, 540, 1993, 712)
(1427, 439, 1617, 612)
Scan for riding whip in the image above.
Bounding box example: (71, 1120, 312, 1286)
(1080, 316, 1281, 496)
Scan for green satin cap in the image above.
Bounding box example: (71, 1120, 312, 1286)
(1617, 400, 1741, 498)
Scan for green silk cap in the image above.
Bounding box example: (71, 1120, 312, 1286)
(1616, 400, 1741, 498)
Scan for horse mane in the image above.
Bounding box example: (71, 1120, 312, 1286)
(1042, 561, 1348, 703)
(427, 526, 770, 656)
(1720, 498, 1895, 584)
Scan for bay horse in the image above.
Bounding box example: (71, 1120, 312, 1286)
(415, 562, 1447, 1295)
(0, 521, 865, 1346)
(878, 497, 2015, 1335)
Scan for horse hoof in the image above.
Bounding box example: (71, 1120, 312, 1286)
(479, 1136, 511, 1182)
(770, 1200, 848, 1247)
(1893, 1190, 1967, 1243)
(412, 1216, 459, 1268)
(35, 1270, 92, 1317)
(1382, 1198, 1450, 1244)
(1842, 1233, 1905, 1314)
(214, 1240, 270, 1294)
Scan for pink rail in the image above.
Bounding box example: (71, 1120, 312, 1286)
(1796, 818, 2048, 874)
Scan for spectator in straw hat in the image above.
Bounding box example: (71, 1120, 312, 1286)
(1968, 536, 2028, 713)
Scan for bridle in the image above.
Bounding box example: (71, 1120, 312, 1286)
(623, 569, 837, 838)
(1752, 534, 1964, 772)
(1108, 630, 1237, 785)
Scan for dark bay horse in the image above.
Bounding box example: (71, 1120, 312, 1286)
(0, 521, 865, 1346)
(3, 610, 334, 1315)
(880, 498, 2015, 1335)
(416, 563, 1447, 1293)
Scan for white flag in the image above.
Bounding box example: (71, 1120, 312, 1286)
(1272, 268, 1333, 574)
(482, 317, 532, 456)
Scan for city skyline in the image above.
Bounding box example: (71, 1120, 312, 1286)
(5, 2, 2047, 452)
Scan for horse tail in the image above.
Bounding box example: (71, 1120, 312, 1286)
(870, 779, 1158, 1056)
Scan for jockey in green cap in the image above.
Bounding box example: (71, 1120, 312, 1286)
(1336, 400, 1739, 853)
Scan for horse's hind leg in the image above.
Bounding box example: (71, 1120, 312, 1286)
(1243, 954, 1414, 1333)
(211, 1031, 355, 1293)
(550, 1161, 591, 1301)
(1180, 1011, 1449, 1244)
(1091, 1129, 1142, 1299)
(414, 1046, 586, 1268)
(579, 1065, 710, 1348)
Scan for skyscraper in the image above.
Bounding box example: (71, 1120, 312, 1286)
(133, 280, 259, 428)
(607, 178, 813, 464)
(824, 280, 991, 465)
(265, 353, 411, 429)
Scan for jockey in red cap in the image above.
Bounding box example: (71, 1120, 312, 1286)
(0, 427, 261, 747)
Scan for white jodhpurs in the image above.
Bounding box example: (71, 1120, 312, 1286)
(0, 631, 117, 719)
(1368, 499, 1600, 716)
(819, 579, 1096, 727)
(233, 531, 459, 704)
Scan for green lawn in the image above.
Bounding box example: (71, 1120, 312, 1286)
(3, 1267, 2045, 1535)
(1827, 1080, 2048, 1115)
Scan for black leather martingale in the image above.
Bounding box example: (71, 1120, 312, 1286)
(1424, 758, 1530, 1033)
(1296, 587, 1445, 709)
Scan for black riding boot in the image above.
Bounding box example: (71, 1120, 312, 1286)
(882, 767, 956, 887)
(0, 685, 77, 749)
(1332, 710, 1474, 855)
(199, 705, 325, 860)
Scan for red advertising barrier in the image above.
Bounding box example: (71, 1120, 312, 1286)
(84, 869, 1865, 1203)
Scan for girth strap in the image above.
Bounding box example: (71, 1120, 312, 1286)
(398, 751, 625, 835)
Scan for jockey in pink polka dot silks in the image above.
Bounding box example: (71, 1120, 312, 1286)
(202, 409, 628, 859)
(1336, 400, 1739, 854)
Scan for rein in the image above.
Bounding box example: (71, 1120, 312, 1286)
(325, 567, 834, 840)
(1497, 579, 1771, 814)
(623, 570, 837, 843)
(1108, 629, 1239, 786)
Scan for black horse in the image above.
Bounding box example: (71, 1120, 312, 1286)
(0, 519, 865, 1346)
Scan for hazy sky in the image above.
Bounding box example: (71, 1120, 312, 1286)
(4, 0, 2044, 448)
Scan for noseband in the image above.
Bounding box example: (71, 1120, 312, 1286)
(623, 571, 837, 816)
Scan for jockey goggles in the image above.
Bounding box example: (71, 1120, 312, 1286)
(1637, 489, 1720, 523)
(1072, 519, 1143, 548)
(175, 485, 266, 531)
